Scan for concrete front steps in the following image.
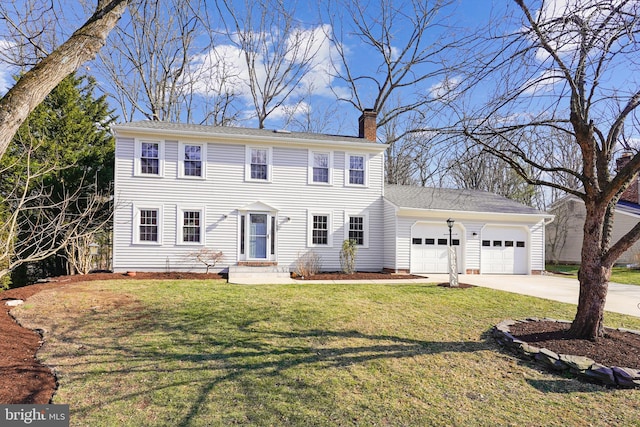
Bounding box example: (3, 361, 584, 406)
(228, 265, 294, 284)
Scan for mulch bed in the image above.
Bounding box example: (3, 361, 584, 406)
(2, 272, 639, 404)
(294, 271, 422, 280)
(510, 321, 640, 369)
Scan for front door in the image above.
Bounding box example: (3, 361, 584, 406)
(249, 213, 268, 259)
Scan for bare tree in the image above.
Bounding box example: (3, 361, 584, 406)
(448, 138, 541, 208)
(322, 0, 473, 139)
(97, 0, 241, 124)
(447, 0, 640, 339)
(214, 0, 325, 129)
(0, 0, 130, 161)
(0, 144, 112, 281)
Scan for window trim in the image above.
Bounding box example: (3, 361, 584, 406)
(134, 139, 165, 177)
(344, 211, 369, 248)
(178, 142, 206, 179)
(176, 206, 206, 246)
(307, 211, 333, 247)
(345, 153, 368, 187)
(308, 150, 333, 186)
(245, 146, 273, 182)
(133, 205, 163, 245)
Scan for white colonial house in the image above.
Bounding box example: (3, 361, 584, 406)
(112, 112, 552, 281)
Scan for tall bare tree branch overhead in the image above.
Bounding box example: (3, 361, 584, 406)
(0, 0, 130, 161)
(441, 0, 640, 339)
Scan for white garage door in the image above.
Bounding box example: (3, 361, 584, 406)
(411, 223, 462, 274)
(481, 226, 528, 274)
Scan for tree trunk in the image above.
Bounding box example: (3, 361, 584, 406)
(0, 0, 129, 160)
(568, 201, 612, 340)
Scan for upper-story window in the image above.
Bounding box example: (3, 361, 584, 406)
(347, 154, 366, 186)
(246, 147, 272, 182)
(135, 139, 164, 177)
(179, 143, 206, 178)
(141, 142, 159, 174)
(309, 151, 332, 185)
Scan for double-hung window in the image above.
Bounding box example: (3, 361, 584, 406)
(310, 151, 331, 184)
(141, 142, 159, 174)
(347, 154, 366, 186)
(140, 210, 158, 242)
(135, 206, 162, 244)
(136, 140, 164, 176)
(346, 213, 369, 247)
(180, 143, 205, 178)
(307, 212, 332, 247)
(178, 208, 204, 244)
(246, 147, 271, 181)
(313, 215, 328, 245)
(348, 216, 364, 245)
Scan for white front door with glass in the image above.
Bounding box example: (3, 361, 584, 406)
(239, 209, 277, 261)
(249, 213, 268, 259)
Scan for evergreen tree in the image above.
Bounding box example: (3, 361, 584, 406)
(0, 73, 115, 286)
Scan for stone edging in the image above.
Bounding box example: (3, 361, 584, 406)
(492, 318, 640, 388)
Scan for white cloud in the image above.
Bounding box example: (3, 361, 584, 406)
(532, 0, 631, 63)
(186, 24, 343, 111)
(0, 39, 18, 95)
(428, 76, 462, 101)
(521, 69, 565, 95)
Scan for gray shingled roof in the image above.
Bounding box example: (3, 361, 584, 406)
(113, 121, 378, 145)
(384, 185, 547, 215)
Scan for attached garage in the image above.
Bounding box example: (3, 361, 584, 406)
(384, 185, 553, 276)
(410, 222, 463, 273)
(480, 225, 528, 274)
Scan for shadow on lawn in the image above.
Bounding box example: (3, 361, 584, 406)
(57, 313, 494, 425)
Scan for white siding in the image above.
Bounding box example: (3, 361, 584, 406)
(383, 200, 398, 271)
(114, 135, 386, 273)
(464, 223, 484, 272)
(530, 220, 546, 271)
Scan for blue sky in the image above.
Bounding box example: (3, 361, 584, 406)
(0, 0, 497, 134)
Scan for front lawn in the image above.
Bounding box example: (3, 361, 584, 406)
(13, 280, 640, 426)
(547, 263, 640, 285)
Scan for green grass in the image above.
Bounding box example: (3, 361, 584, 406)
(13, 280, 640, 426)
(547, 263, 640, 285)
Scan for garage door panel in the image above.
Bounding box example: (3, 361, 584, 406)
(411, 223, 462, 274)
(481, 226, 528, 275)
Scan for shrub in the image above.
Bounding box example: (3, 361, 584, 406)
(294, 251, 322, 278)
(339, 239, 358, 274)
(189, 249, 224, 273)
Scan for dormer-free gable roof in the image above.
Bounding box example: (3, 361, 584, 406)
(112, 121, 389, 152)
(384, 184, 552, 218)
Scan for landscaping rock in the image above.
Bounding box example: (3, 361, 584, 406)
(559, 354, 595, 372)
(612, 367, 640, 388)
(5, 299, 24, 307)
(493, 318, 640, 389)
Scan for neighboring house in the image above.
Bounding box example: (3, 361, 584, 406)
(112, 113, 552, 277)
(546, 153, 640, 265)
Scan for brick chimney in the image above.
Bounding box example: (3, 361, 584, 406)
(616, 152, 640, 204)
(358, 109, 377, 142)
